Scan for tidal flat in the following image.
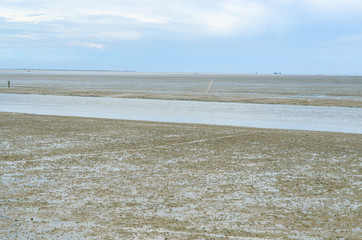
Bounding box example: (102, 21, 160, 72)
(1, 70, 361, 107)
(1, 112, 361, 239)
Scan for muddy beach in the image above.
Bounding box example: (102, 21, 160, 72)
(1, 112, 361, 239)
(1, 71, 361, 239)
(1, 71, 361, 108)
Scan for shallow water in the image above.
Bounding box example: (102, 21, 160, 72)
(1, 93, 361, 133)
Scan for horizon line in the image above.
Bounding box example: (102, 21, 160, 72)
(0, 68, 361, 77)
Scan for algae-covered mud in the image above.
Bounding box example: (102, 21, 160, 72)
(1, 70, 361, 107)
(1, 113, 361, 239)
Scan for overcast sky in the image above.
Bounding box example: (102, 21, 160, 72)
(1, 0, 362, 74)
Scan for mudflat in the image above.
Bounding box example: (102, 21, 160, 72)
(1, 112, 361, 239)
(1, 71, 361, 107)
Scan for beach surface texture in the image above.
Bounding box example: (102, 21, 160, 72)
(1, 71, 361, 239)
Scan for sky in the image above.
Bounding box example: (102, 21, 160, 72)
(1, 0, 362, 74)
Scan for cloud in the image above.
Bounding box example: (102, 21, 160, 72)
(0, 0, 275, 36)
(97, 32, 142, 41)
(1, 0, 360, 50)
(169, 0, 272, 36)
(69, 41, 104, 49)
(301, 0, 362, 13)
(92, 11, 170, 24)
(0, 5, 64, 24)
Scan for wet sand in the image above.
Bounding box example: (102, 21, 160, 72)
(1, 112, 361, 239)
(1, 71, 361, 107)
